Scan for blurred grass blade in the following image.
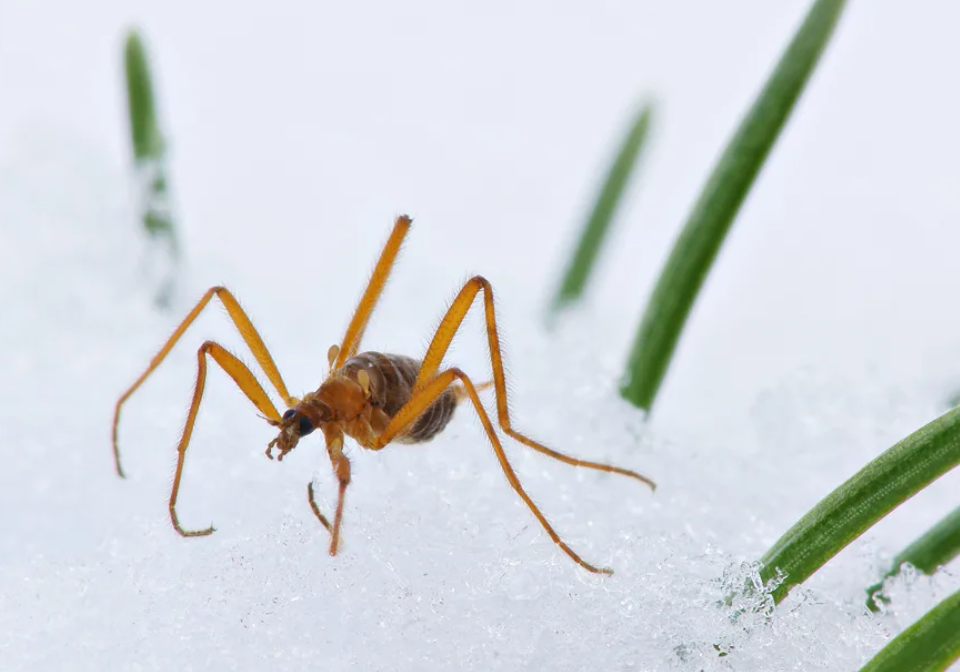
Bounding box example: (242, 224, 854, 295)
(857, 587, 960, 672)
(125, 29, 163, 163)
(549, 102, 654, 314)
(124, 27, 180, 307)
(619, 0, 846, 411)
(758, 405, 960, 604)
(866, 504, 960, 611)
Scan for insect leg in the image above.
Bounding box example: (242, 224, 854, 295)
(113, 286, 292, 477)
(316, 428, 350, 555)
(371, 367, 613, 575)
(416, 276, 655, 489)
(169, 340, 283, 537)
(334, 215, 412, 368)
(307, 482, 333, 533)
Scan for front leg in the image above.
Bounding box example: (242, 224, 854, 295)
(321, 424, 351, 556)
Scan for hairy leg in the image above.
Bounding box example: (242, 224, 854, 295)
(170, 340, 283, 537)
(307, 481, 333, 533)
(334, 215, 412, 368)
(416, 276, 655, 489)
(318, 426, 351, 555)
(372, 367, 614, 575)
(113, 286, 292, 477)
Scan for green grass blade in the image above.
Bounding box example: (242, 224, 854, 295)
(857, 588, 960, 672)
(124, 27, 173, 241)
(619, 0, 847, 411)
(124, 29, 162, 162)
(866, 504, 960, 611)
(758, 406, 960, 604)
(123, 27, 179, 307)
(549, 103, 654, 314)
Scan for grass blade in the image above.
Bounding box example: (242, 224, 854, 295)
(124, 29, 163, 164)
(549, 102, 654, 314)
(125, 28, 174, 242)
(857, 588, 960, 672)
(123, 27, 179, 307)
(759, 406, 960, 604)
(619, 0, 847, 411)
(866, 504, 960, 611)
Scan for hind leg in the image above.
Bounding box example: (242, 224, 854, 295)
(415, 275, 655, 489)
(371, 367, 614, 575)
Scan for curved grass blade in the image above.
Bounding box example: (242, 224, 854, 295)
(759, 405, 960, 604)
(857, 587, 960, 672)
(549, 102, 654, 315)
(124, 29, 163, 164)
(124, 27, 179, 307)
(866, 504, 960, 611)
(619, 0, 847, 411)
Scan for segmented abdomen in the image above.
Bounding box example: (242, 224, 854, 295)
(342, 351, 457, 444)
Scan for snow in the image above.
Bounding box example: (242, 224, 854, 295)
(3, 0, 960, 670)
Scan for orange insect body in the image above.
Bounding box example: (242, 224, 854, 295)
(269, 352, 459, 462)
(112, 215, 655, 574)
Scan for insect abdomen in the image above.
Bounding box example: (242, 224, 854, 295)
(343, 351, 457, 444)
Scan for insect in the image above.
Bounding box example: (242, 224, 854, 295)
(112, 215, 655, 574)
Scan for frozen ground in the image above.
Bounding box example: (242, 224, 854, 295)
(3, 1, 960, 670)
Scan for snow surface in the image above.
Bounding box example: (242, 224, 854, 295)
(3, 1, 960, 670)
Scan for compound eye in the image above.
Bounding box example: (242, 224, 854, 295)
(298, 415, 315, 437)
(282, 409, 296, 421)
